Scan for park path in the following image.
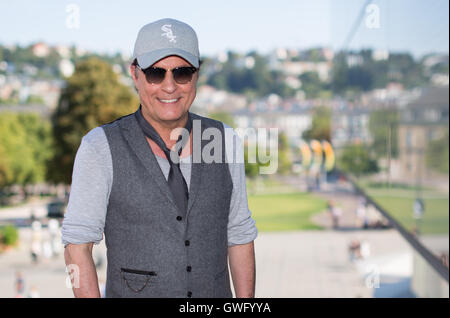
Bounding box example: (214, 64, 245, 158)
(0, 181, 415, 298)
(0, 226, 413, 298)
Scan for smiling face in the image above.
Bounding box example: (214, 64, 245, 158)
(130, 55, 198, 131)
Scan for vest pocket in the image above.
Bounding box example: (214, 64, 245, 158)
(120, 268, 157, 294)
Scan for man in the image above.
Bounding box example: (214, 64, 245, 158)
(62, 18, 258, 298)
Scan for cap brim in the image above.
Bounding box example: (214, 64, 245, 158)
(137, 48, 199, 69)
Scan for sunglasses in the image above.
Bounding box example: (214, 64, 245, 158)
(135, 64, 198, 84)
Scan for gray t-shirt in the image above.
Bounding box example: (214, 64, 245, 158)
(62, 123, 258, 247)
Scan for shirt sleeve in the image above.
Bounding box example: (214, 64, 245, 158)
(224, 124, 258, 246)
(61, 127, 112, 247)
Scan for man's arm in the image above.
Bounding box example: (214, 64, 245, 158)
(61, 128, 112, 298)
(224, 125, 258, 298)
(64, 243, 101, 298)
(228, 241, 256, 298)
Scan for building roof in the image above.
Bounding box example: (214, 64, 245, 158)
(406, 85, 449, 110)
(400, 85, 449, 125)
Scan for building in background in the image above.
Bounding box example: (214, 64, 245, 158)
(331, 105, 372, 149)
(397, 85, 449, 189)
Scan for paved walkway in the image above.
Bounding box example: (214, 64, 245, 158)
(0, 228, 107, 298)
(0, 184, 416, 298)
(253, 176, 416, 297)
(254, 229, 413, 298)
(0, 226, 414, 298)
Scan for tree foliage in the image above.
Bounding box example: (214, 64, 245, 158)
(332, 50, 429, 95)
(207, 111, 236, 128)
(243, 132, 292, 177)
(277, 132, 292, 175)
(302, 106, 331, 142)
(0, 225, 19, 246)
(0, 112, 52, 188)
(299, 72, 324, 99)
(244, 147, 260, 179)
(368, 108, 399, 158)
(0, 140, 9, 187)
(426, 129, 449, 175)
(206, 51, 295, 99)
(337, 144, 379, 177)
(48, 57, 139, 184)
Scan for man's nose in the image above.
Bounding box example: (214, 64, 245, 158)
(160, 71, 177, 93)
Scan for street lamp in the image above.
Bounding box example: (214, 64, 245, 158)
(413, 197, 424, 236)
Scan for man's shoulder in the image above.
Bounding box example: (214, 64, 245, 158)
(82, 112, 136, 148)
(80, 126, 110, 154)
(101, 112, 136, 131)
(83, 126, 106, 144)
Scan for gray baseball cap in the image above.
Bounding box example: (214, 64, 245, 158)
(132, 18, 200, 69)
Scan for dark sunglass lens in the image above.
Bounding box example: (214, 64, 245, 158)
(173, 67, 195, 84)
(145, 67, 166, 84)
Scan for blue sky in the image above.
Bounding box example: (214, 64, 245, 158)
(0, 0, 448, 58)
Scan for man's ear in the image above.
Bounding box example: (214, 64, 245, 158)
(130, 64, 139, 93)
(130, 64, 138, 82)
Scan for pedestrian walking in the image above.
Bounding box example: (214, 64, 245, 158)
(14, 271, 25, 298)
(30, 220, 42, 264)
(332, 206, 342, 229)
(355, 196, 367, 228)
(48, 218, 62, 256)
(328, 200, 341, 229)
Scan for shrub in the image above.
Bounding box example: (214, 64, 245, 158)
(0, 225, 19, 246)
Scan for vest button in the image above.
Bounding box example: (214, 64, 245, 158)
(186, 266, 192, 272)
(187, 291, 192, 297)
(185, 240, 190, 246)
(176, 216, 182, 221)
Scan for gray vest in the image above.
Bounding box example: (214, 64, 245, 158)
(101, 112, 233, 298)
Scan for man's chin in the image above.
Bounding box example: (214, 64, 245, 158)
(158, 111, 189, 126)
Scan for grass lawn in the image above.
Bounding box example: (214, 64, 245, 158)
(247, 178, 327, 232)
(364, 187, 449, 235)
(246, 178, 300, 195)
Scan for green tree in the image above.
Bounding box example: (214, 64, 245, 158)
(48, 57, 139, 184)
(206, 51, 295, 99)
(243, 133, 292, 177)
(244, 147, 260, 179)
(347, 66, 373, 91)
(331, 53, 349, 94)
(387, 53, 427, 89)
(26, 95, 45, 104)
(0, 113, 50, 188)
(303, 106, 331, 142)
(337, 144, 378, 177)
(0, 225, 19, 246)
(0, 143, 9, 187)
(277, 132, 292, 175)
(299, 72, 323, 99)
(368, 108, 399, 158)
(331, 50, 428, 95)
(426, 129, 449, 174)
(19, 113, 53, 184)
(0, 113, 34, 186)
(207, 111, 236, 128)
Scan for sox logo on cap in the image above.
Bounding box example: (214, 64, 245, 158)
(161, 24, 177, 43)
